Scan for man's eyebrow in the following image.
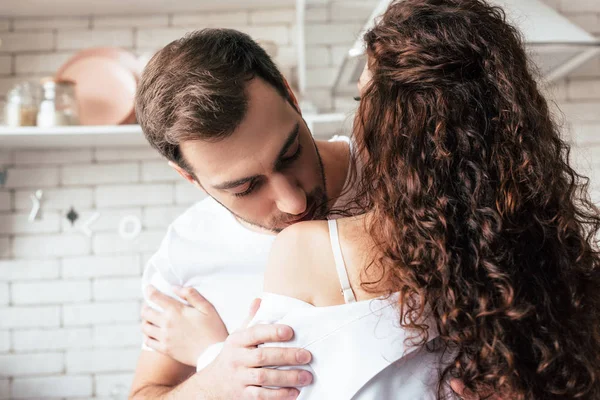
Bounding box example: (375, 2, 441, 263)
(274, 123, 300, 168)
(212, 175, 260, 191)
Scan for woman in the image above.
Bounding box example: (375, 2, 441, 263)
(148, 0, 600, 398)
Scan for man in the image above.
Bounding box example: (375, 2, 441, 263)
(129, 28, 355, 399)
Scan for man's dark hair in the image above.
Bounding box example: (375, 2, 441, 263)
(135, 28, 295, 171)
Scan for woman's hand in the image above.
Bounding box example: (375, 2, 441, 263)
(141, 285, 229, 367)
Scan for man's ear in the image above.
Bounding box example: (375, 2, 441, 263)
(168, 161, 204, 190)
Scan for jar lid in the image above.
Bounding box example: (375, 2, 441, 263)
(40, 77, 76, 87)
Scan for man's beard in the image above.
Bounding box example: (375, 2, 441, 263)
(221, 139, 328, 233)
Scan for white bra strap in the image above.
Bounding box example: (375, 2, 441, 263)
(327, 219, 356, 303)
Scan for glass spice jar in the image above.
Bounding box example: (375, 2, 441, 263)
(36, 78, 80, 127)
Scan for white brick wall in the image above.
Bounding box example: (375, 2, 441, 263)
(0, 353, 64, 376)
(12, 376, 93, 398)
(0, 331, 9, 352)
(0, 259, 60, 281)
(61, 255, 141, 278)
(13, 328, 93, 351)
(93, 324, 141, 348)
(95, 184, 174, 207)
(0, 306, 61, 328)
(66, 348, 139, 373)
(62, 162, 140, 185)
(62, 302, 139, 326)
(11, 280, 91, 304)
(56, 29, 134, 50)
(0, 2, 597, 398)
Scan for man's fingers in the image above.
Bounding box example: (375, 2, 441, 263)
(143, 335, 165, 353)
(140, 305, 163, 327)
(141, 321, 161, 341)
(145, 285, 179, 311)
(244, 347, 311, 367)
(230, 324, 294, 347)
(173, 286, 213, 313)
(245, 367, 313, 388)
(243, 386, 299, 400)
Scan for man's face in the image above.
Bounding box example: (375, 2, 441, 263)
(179, 78, 328, 233)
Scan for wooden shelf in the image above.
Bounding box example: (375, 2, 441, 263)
(0, 125, 148, 149)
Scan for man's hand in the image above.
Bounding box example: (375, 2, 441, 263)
(142, 285, 229, 366)
(194, 304, 313, 400)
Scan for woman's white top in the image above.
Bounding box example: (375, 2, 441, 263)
(246, 220, 449, 399)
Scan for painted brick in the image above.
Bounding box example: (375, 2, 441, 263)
(93, 15, 168, 28)
(0, 55, 11, 75)
(12, 327, 92, 351)
(12, 375, 93, 399)
(94, 147, 162, 161)
(95, 184, 174, 207)
(0, 259, 60, 281)
(143, 206, 186, 229)
(0, 32, 54, 52)
(0, 238, 8, 259)
(62, 254, 141, 278)
(306, 6, 329, 22)
(66, 348, 139, 373)
(305, 46, 331, 67)
(13, 148, 92, 165)
(0, 283, 7, 305)
(57, 29, 134, 50)
(250, 8, 296, 25)
(560, 0, 600, 12)
(0, 192, 11, 212)
(0, 353, 63, 376)
(135, 28, 191, 48)
(62, 163, 140, 186)
(175, 181, 207, 205)
(0, 330, 8, 352)
(92, 231, 164, 255)
(171, 11, 249, 28)
(305, 22, 362, 45)
(13, 17, 90, 31)
(93, 277, 142, 301)
(572, 123, 600, 145)
(307, 66, 339, 88)
(0, 379, 7, 400)
(11, 280, 91, 305)
(62, 302, 139, 326)
(569, 79, 600, 100)
(93, 324, 141, 348)
(140, 161, 179, 182)
(561, 102, 600, 123)
(12, 234, 91, 259)
(4, 167, 59, 189)
(331, 1, 379, 21)
(61, 208, 142, 234)
(14, 188, 94, 211)
(0, 212, 61, 235)
(240, 25, 290, 46)
(0, 151, 12, 166)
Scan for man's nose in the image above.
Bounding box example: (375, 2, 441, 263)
(272, 174, 307, 216)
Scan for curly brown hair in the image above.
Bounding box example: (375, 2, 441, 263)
(352, 0, 600, 398)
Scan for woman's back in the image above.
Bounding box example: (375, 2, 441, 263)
(252, 216, 449, 399)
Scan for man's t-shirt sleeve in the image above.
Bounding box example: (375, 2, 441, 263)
(140, 227, 186, 351)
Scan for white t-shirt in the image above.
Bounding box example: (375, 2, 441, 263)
(141, 136, 355, 337)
